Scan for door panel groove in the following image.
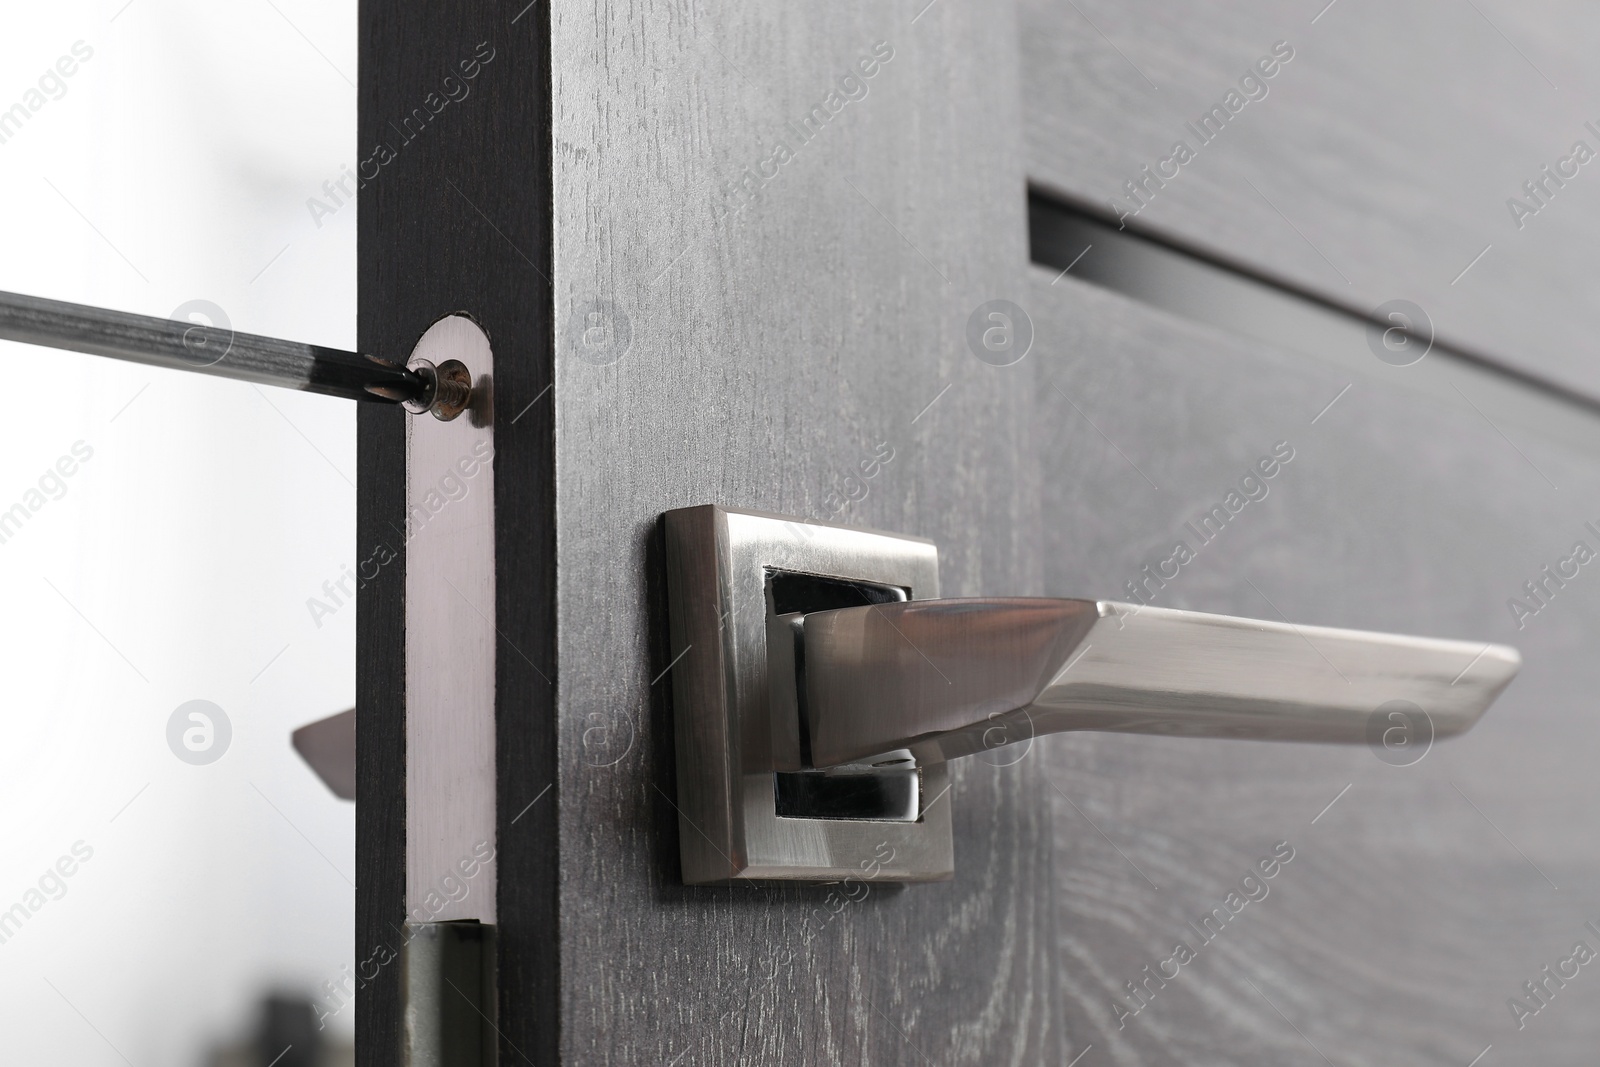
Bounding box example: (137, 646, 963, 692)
(1030, 189, 1600, 454)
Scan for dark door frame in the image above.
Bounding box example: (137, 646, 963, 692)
(356, 4, 557, 1062)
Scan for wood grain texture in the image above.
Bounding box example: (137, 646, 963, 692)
(359, 2, 556, 1064)
(355, 389, 405, 1066)
(550, 1, 1061, 1062)
(362, 1, 1600, 1061)
(1020, 0, 1600, 401)
(1028, 266, 1600, 1062)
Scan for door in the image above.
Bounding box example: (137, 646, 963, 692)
(358, 1, 1600, 1063)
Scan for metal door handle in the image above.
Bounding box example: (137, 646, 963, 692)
(661, 506, 1522, 883)
(788, 598, 1520, 769)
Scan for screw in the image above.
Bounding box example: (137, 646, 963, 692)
(403, 357, 474, 421)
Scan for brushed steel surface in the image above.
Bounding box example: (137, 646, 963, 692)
(669, 507, 1520, 879)
(663, 505, 953, 883)
(802, 598, 1521, 768)
(401, 921, 497, 1067)
(405, 316, 497, 922)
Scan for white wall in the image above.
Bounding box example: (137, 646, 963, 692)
(0, 2, 357, 1061)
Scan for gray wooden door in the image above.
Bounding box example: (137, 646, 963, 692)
(361, 1, 1600, 1063)
(1019, 3, 1600, 1062)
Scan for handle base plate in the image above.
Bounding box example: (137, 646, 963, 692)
(663, 506, 953, 883)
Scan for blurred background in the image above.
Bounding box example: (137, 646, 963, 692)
(0, 1, 356, 1062)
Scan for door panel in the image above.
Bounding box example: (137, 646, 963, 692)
(550, 2, 1066, 1062)
(1021, 0, 1600, 400)
(1031, 267, 1600, 1061)
(357, 0, 1600, 1061)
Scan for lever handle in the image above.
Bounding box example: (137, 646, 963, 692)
(796, 598, 1520, 768)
